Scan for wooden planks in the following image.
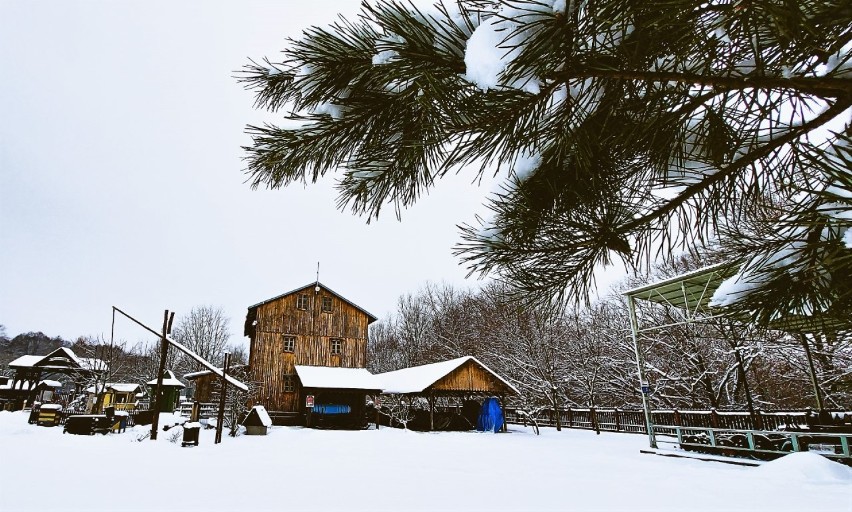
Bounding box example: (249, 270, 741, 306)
(248, 285, 371, 412)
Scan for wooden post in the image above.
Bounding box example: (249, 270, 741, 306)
(429, 391, 435, 432)
(614, 408, 621, 432)
(590, 406, 600, 434)
(567, 407, 573, 428)
(150, 310, 174, 441)
(500, 394, 507, 432)
(215, 352, 231, 444)
(710, 408, 720, 429)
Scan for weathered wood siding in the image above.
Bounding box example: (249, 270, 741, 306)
(248, 286, 371, 412)
(190, 374, 216, 403)
(430, 359, 514, 394)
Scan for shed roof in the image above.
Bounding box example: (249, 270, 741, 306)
(294, 365, 381, 391)
(247, 281, 378, 323)
(86, 382, 141, 394)
(146, 370, 185, 388)
(375, 356, 520, 395)
(184, 364, 248, 380)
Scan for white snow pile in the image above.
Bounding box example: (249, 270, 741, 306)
(753, 452, 852, 484)
(464, 0, 565, 92)
(1, 410, 850, 511)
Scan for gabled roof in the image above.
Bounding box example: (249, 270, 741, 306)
(8, 347, 107, 373)
(147, 370, 185, 388)
(294, 365, 381, 391)
(375, 356, 520, 395)
(243, 405, 273, 427)
(247, 281, 378, 323)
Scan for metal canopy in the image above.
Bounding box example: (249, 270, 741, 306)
(624, 261, 849, 334)
(623, 259, 848, 450)
(623, 262, 738, 320)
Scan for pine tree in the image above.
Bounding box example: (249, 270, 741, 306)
(240, 0, 852, 327)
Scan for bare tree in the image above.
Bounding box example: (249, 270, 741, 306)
(171, 305, 231, 375)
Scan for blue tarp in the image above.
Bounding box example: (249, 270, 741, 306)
(476, 397, 504, 433)
(312, 404, 351, 415)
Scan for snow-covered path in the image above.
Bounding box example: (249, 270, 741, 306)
(0, 411, 849, 512)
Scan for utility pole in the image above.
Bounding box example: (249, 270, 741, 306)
(151, 309, 175, 441)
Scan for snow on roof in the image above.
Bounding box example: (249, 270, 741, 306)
(7, 355, 42, 368)
(146, 370, 186, 388)
(184, 364, 247, 380)
(247, 405, 272, 427)
(184, 369, 215, 379)
(7, 349, 107, 372)
(375, 356, 520, 395)
(39, 380, 63, 388)
(294, 366, 381, 390)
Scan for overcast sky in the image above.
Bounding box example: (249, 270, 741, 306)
(0, 0, 625, 347)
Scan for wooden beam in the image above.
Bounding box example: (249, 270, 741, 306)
(150, 310, 173, 441)
(215, 353, 231, 444)
(113, 306, 248, 392)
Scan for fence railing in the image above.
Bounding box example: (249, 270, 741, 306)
(505, 407, 850, 434)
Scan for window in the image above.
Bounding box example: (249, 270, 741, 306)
(282, 335, 295, 353)
(296, 294, 309, 310)
(283, 374, 296, 393)
(321, 296, 333, 313)
(330, 338, 343, 355)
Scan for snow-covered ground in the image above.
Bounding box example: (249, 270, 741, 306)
(0, 411, 849, 512)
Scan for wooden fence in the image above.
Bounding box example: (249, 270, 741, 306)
(504, 407, 846, 434)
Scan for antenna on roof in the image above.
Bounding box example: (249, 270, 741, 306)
(315, 262, 320, 293)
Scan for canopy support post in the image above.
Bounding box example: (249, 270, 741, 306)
(628, 296, 657, 449)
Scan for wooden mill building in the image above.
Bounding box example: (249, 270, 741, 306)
(244, 282, 378, 425)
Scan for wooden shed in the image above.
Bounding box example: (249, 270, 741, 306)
(146, 370, 185, 412)
(184, 365, 249, 404)
(294, 365, 382, 429)
(375, 356, 519, 431)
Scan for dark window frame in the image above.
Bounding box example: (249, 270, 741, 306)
(296, 294, 309, 310)
(321, 296, 333, 313)
(282, 335, 296, 353)
(330, 338, 343, 355)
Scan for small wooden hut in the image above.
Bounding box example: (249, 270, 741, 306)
(242, 405, 273, 435)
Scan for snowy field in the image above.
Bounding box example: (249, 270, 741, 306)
(0, 411, 849, 512)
